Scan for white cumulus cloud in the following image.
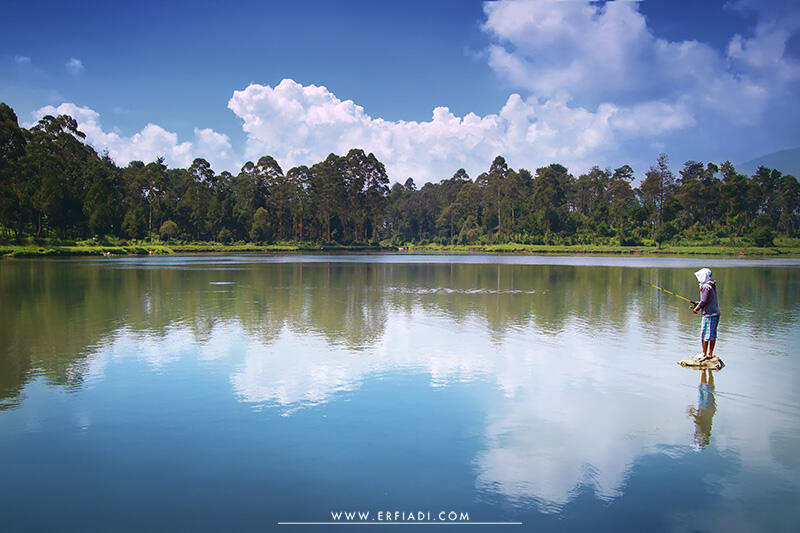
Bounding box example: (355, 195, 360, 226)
(29, 78, 701, 183)
(483, 0, 716, 104)
(227, 78, 692, 182)
(65, 57, 84, 75)
(24, 1, 800, 181)
(30, 103, 237, 172)
(482, 0, 799, 108)
(481, 0, 800, 165)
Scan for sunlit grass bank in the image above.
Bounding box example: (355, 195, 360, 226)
(400, 240, 800, 256)
(0, 238, 382, 257)
(2, 236, 799, 257)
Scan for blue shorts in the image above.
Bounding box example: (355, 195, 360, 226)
(700, 316, 719, 341)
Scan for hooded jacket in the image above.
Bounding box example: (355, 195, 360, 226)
(694, 279, 720, 317)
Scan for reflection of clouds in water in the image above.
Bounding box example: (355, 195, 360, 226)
(696, 377, 800, 529)
(5, 257, 799, 529)
(83, 324, 198, 374)
(68, 345, 110, 387)
(225, 300, 800, 512)
(82, 321, 248, 378)
(475, 379, 678, 509)
(73, 299, 800, 515)
(118, 326, 195, 370)
(198, 321, 247, 361)
(75, 310, 696, 510)
(225, 306, 696, 509)
(230, 311, 497, 410)
(470, 305, 800, 512)
(230, 328, 370, 411)
(472, 319, 690, 510)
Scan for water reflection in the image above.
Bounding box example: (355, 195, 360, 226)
(688, 370, 717, 449)
(1, 256, 799, 517)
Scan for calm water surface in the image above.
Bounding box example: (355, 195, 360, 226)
(1, 254, 799, 532)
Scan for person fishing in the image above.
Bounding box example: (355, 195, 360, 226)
(692, 268, 720, 361)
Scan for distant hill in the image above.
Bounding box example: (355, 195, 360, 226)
(736, 147, 800, 177)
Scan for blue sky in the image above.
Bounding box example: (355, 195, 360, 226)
(2, 0, 799, 182)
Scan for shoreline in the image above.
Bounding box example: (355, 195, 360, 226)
(2, 242, 799, 258)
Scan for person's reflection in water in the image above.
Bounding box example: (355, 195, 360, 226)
(687, 369, 717, 448)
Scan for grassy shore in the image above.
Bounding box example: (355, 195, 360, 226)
(0, 241, 383, 258)
(2, 237, 800, 257)
(397, 240, 800, 256)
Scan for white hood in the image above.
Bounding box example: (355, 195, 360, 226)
(694, 268, 712, 286)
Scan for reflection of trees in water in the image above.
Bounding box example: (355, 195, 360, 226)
(387, 264, 644, 336)
(2, 259, 799, 409)
(0, 261, 391, 407)
(656, 267, 800, 329)
(1, 260, 129, 408)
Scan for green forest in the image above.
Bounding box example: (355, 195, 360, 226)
(2, 102, 799, 250)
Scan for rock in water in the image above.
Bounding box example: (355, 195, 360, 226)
(677, 356, 725, 370)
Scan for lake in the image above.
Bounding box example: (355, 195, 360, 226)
(1, 254, 799, 532)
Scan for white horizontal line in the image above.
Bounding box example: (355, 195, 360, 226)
(277, 522, 522, 526)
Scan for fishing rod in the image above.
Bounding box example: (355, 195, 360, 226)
(651, 284, 697, 307)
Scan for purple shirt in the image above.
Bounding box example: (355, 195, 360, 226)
(694, 280, 720, 317)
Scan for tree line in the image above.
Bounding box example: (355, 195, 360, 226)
(1, 103, 798, 247)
